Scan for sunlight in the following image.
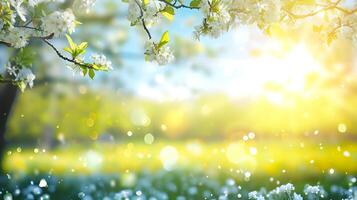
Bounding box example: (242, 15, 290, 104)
(257, 43, 322, 92)
(230, 41, 325, 103)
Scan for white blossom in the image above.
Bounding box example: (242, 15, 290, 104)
(92, 54, 113, 70)
(0, 27, 30, 48)
(293, 193, 303, 200)
(72, 0, 96, 14)
(127, 0, 142, 24)
(127, 0, 165, 26)
(304, 185, 321, 194)
(195, 0, 232, 39)
(145, 42, 174, 65)
(143, 0, 165, 26)
(9, 0, 27, 22)
(5, 62, 17, 76)
(16, 68, 35, 88)
(248, 191, 265, 200)
(42, 9, 76, 37)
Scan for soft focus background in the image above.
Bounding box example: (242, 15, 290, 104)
(1, 0, 357, 199)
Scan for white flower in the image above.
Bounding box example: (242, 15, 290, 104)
(248, 191, 265, 200)
(92, 54, 113, 70)
(293, 193, 303, 200)
(5, 62, 17, 76)
(304, 185, 320, 194)
(145, 42, 174, 65)
(16, 68, 35, 88)
(127, 0, 142, 24)
(9, 0, 27, 21)
(42, 9, 76, 37)
(0, 27, 30, 48)
(260, 0, 281, 24)
(127, 0, 165, 26)
(195, 0, 232, 39)
(277, 183, 294, 193)
(266, 183, 297, 199)
(143, 0, 165, 26)
(73, 0, 96, 14)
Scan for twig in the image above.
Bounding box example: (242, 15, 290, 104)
(42, 39, 89, 68)
(13, 25, 43, 32)
(157, 0, 199, 10)
(284, 0, 357, 19)
(134, 0, 152, 39)
(141, 19, 152, 39)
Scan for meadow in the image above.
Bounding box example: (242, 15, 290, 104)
(1, 138, 356, 199)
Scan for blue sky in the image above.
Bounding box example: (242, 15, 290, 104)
(109, 5, 271, 101)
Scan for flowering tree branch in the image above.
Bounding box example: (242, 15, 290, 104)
(283, 0, 357, 19)
(42, 39, 88, 68)
(2, 0, 357, 91)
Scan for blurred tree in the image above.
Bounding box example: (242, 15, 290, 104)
(0, 83, 18, 172)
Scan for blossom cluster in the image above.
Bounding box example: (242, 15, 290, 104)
(2, 0, 357, 90)
(92, 54, 113, 70)
(42, 9, 77, 37)
(248, 183, 325, 200)
(127, 0, 166, 27)
(194, 0, 282, 39)
(5, 62, 35, 91)
(126, 0, 176, 65)
(0, 0, 115, 90)
(145, 41, 174, 65)
(0, 0, 93, 48)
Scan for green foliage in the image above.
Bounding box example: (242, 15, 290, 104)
(13, 48, 36, 67)
(0, 1, 13, 30)
(64, 35, 88, 59)
(158, 31, 170, 48)
(63, 35, 110, 79)
(161, 6, 175, 21)
(88, 69, 95, 79)
(189, 0, 201, 8)
(6, 84, 357, 143)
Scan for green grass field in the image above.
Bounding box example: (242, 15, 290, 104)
(1, 140, 356, 199)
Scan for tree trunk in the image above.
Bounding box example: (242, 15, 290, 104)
(0, 83, 18, 174)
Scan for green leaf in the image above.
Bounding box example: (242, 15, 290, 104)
(64, 47, 73, 54)
(17, 82, 26, 92)
(89, 69, 95, 79)
(82, 67, 88, 76)
(78, 42, 88, 50)
(143, 0, 149, 6)
(189, 0, 201, 8)
(13, 48, 35, 66)
(65, 34, 76, 50)
(158, 31, 170, 48)
(161, 6, 175, 21)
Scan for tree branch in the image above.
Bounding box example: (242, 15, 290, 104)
(0, 77, 18, 84)
(284, 0, 357, 19)
(42, 39, 89, 68)
(0, 41, 11, 47)
(13, 25, 43, 32)
(157, 0, 199, 10)
(133, 0, 152, 40)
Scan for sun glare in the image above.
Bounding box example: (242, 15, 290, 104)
(239, 42, 325, 103)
